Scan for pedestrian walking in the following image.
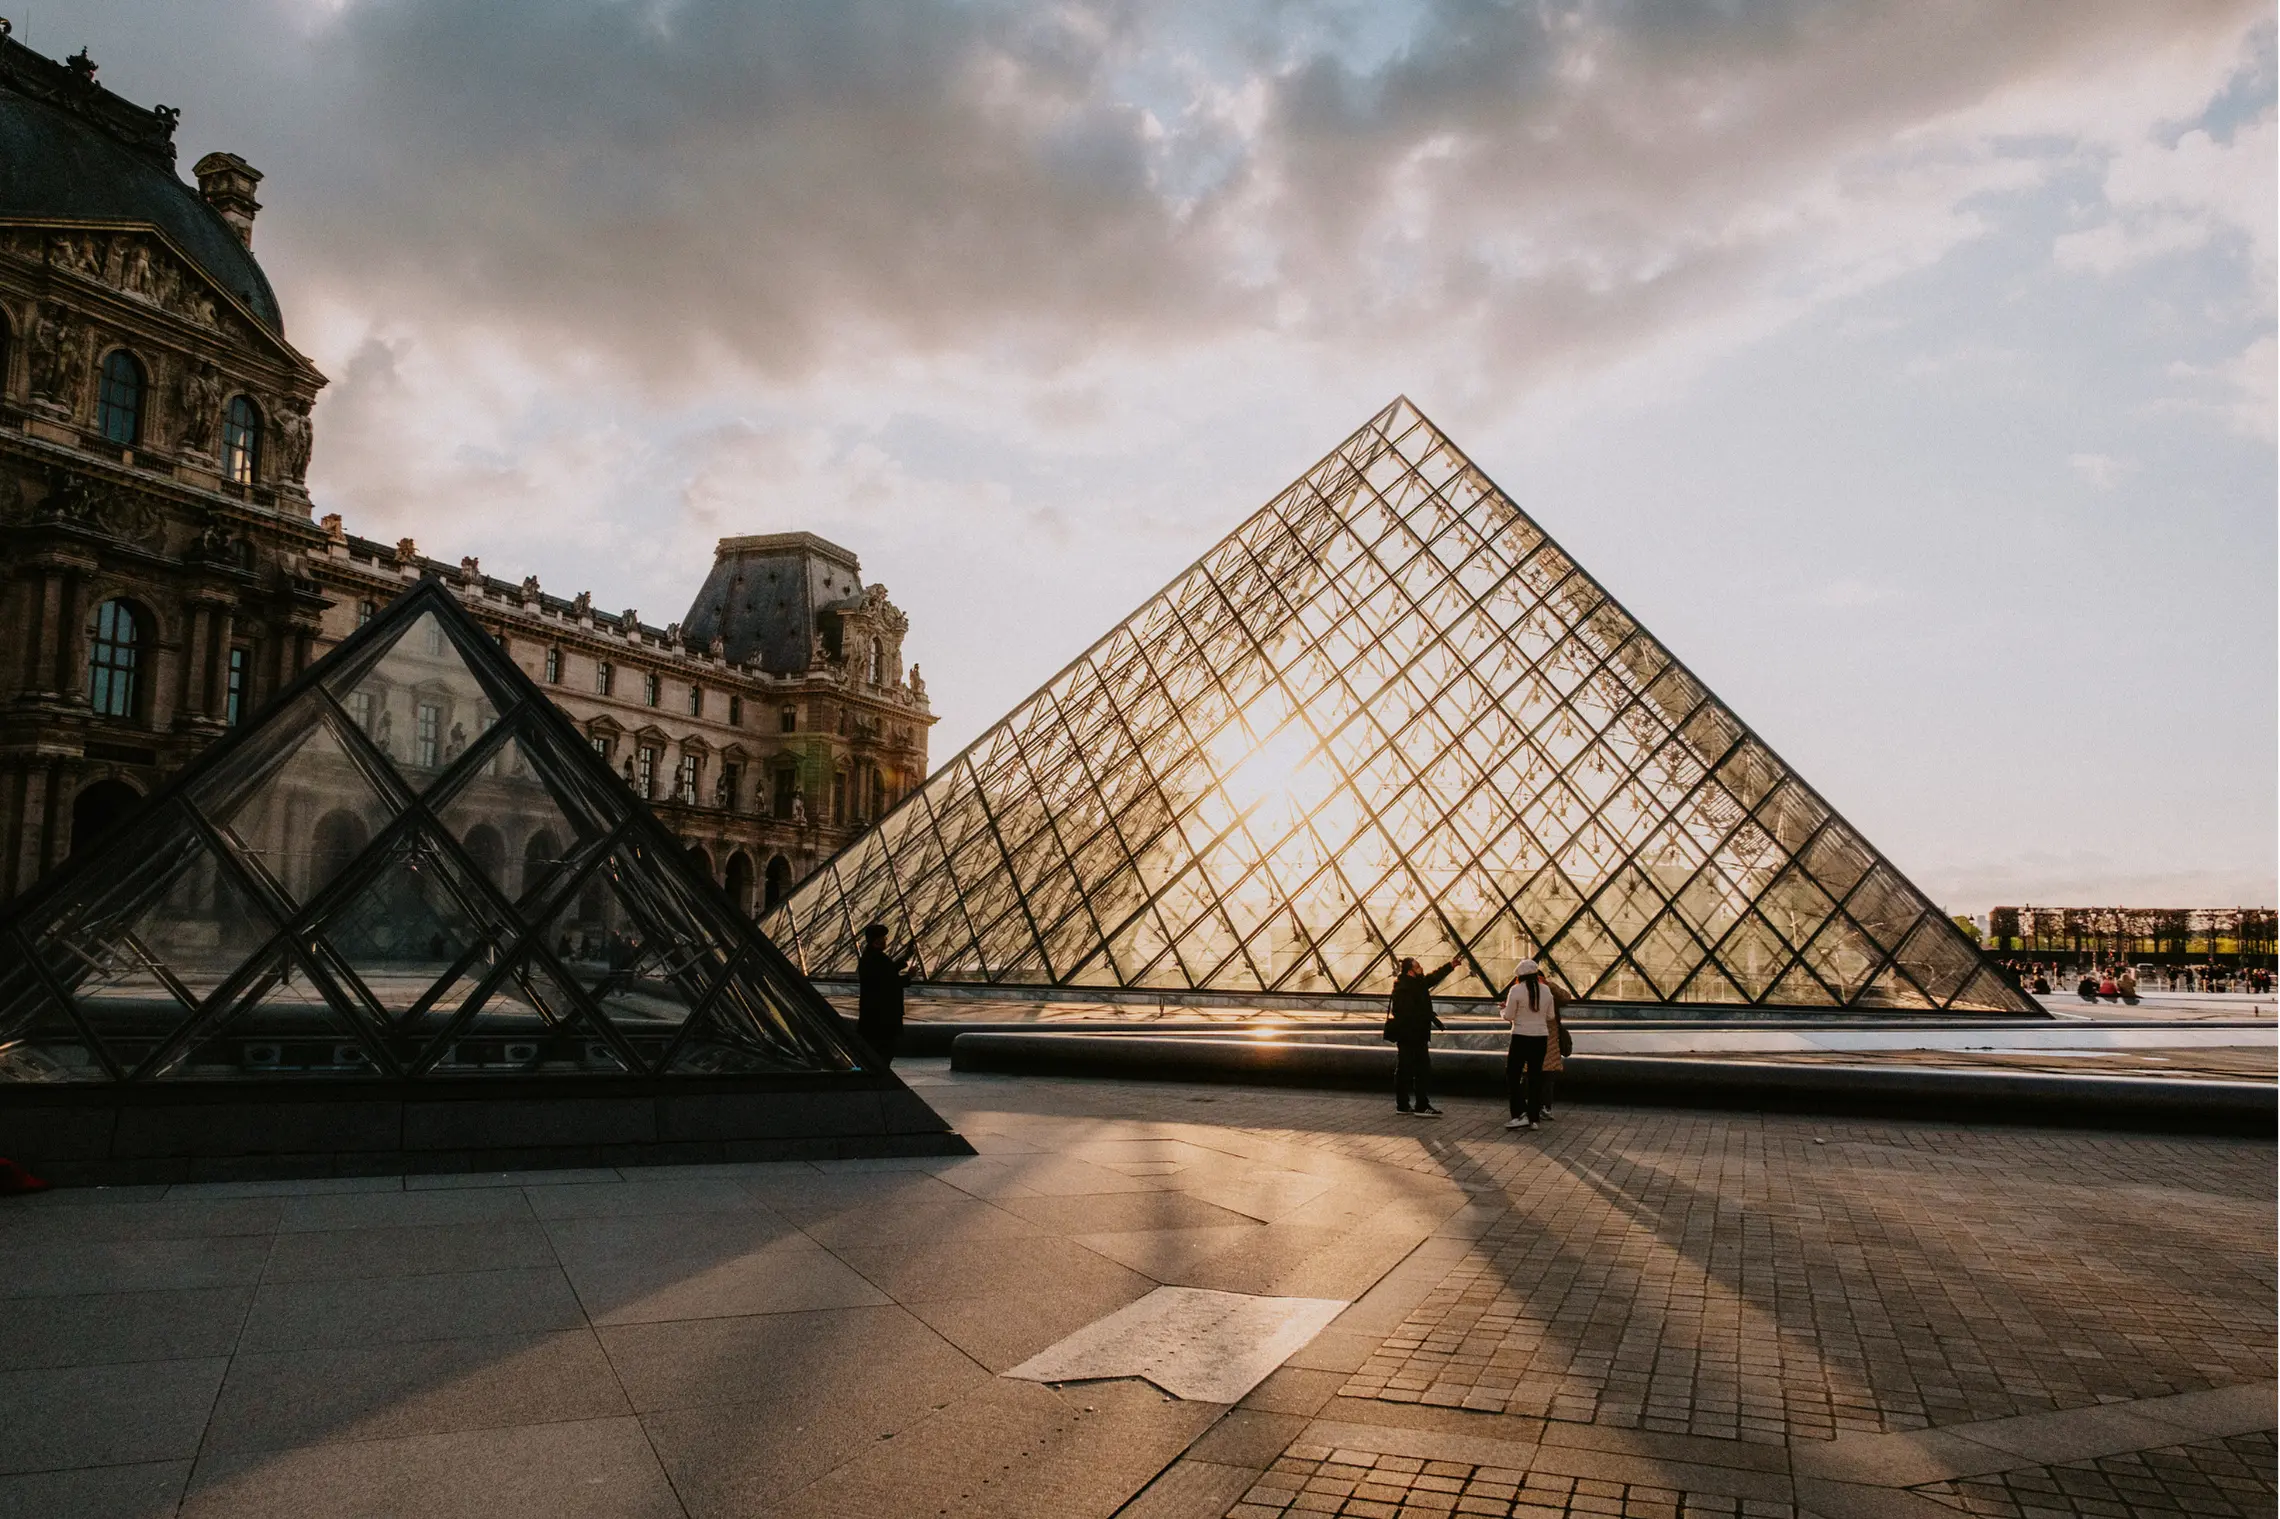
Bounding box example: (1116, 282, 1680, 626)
(856, 923, 918, 1067)
(1503, 959, 1568, 1132)
(1387, 956, 1456, 1116)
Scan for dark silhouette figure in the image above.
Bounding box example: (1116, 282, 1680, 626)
(1388, 956, 1455, 1116)
(856, 922, 918, 1067)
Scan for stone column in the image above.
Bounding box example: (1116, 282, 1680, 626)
(50, 570, 84, 698)
(178, 603, 212, 723)
(18, 568, 57, 694)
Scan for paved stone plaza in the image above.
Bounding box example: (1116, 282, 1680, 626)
(0, 1065, 2268, 1518)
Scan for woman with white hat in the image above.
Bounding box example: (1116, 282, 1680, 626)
(1502, 959, 1569, 1132)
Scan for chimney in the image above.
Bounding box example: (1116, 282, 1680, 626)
(192, 152, 262, 246)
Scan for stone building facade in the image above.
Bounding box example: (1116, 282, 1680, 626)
(0, 33, 931, 908)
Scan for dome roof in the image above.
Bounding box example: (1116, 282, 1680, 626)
(0, 43, 284, 334)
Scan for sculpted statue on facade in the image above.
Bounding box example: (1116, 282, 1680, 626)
(571, 591, 593, 618)
(274, 398, 313, 483)
(28, 305, 82, 402)
(907, 663, 926, 700)
(175, 363, 221, 454)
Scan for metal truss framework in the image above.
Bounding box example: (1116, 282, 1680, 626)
(0, 580, 873, 1082)
(770, 398, 2035, 1014)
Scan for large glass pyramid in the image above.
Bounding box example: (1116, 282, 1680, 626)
(0, 579, 881, 1082)
(768, 399, 2036, 1016)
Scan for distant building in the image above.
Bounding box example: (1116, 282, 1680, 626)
(1988, 906, 2277, 968)
(0, 35, 931, 906)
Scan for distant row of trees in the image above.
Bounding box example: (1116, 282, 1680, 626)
(1986, 907, 2279, 965)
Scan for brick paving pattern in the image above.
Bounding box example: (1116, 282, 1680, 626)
(1305, 1113, 2270, 1440)
(1911, 1430, 2276, 1518)
(1226, 1442, 1794, 1519)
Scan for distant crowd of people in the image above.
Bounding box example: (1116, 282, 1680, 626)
(1999, 960, 2273, 1001)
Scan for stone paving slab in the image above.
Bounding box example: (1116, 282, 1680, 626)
(0, 1065, 2265, 1519)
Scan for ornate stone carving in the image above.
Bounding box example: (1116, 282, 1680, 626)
(274, 398, 312, 482)
(15, 469, 167, 547)
(459, 555, 481, 584)
(571, 591, 593, 617)
(28, 304, 86, 403)
(174, 362, 221, 454)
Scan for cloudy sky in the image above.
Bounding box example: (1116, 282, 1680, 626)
(51, 0, 2277, 910)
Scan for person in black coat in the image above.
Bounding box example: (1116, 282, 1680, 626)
(856, 923, 918, 1067)
(1389, 956, 1457, 1117)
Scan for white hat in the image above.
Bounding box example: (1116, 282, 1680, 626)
(1512, 958, 1540, 978)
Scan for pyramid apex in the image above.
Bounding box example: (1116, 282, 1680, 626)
(770, 406, 2037, 1020)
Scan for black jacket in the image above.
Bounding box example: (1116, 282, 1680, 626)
(1387, 962, 1453, 1042)
(857, 946, 916, 1033)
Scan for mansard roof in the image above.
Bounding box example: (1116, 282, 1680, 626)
(0, 36, 285, 333)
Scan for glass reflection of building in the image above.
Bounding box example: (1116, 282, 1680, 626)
(0, 583, 872, 1084)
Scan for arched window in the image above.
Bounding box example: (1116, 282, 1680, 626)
(222, 395, 261, 484)
(97, 350, 145, 444)
(869, 639, 885, 685)
(87, 599, 142, 718)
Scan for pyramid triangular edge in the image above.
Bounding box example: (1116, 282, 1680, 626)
(0, 580, 981, 1107)
(771, 401, 2040, 1020)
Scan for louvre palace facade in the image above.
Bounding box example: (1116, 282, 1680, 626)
(0, 33, 930, 912)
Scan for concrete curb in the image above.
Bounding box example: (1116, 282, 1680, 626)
(947, 1033, 2278, 1135)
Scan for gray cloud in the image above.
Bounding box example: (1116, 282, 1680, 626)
(67, 0, 2267, 390)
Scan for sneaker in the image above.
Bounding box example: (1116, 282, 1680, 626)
(1505, 1117, 1534, 1131)
(1416, 1106, 1444, 1118)
(1396, 1107, 1413, 1116)
(1539, 1109, 1555, 1121)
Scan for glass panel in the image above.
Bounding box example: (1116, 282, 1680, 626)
(317, 829, 504, 1026)
(426, 954, 628, 1076)
(28, 812, 281, 1074)
(1845, 865, 1923, 952)
(1948, 966, 2030, 1015)
(193, 700, 402, 906)
(431, 723, 616, 906)
(149, 948, 383, 1081)
(1764, 962, 1838, 1007)
(328, 609, 504, 791)
(0, 952, 101, 1082)
(1896, 918, 1981, 1004)
(1854, 966, 1938, 1010)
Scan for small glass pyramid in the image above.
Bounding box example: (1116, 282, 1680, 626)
(0, 580, 876, 1082)
(768, 399, 2036, 1016)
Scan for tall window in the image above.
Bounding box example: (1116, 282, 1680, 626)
(594, 660, 613, 696)
(676, 754, 700, 804)
(832, 770, 847, 823)
(87, 599, 140, 718)
(222, 396, 261, 484)
(349, 690, 374, 733)
(687, 684, 704, 717)
(780, 705, 798, 733)
(225, 647, 248, 726)
(589, 733, 613, 762)
(423, 621, 445, 656)
(719, 762, 741, 810)
(773, 767, 798, 820)
(97, 351, 145, 445)
(415, 702, 442, 767)
(543, 647, 561, 683)
(727, 694, 742, 726)
(636, 744, 660, 799)
(644, 672, 661, 707)
(869, 639, 885, 685)
(357, 599, 376, 627)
